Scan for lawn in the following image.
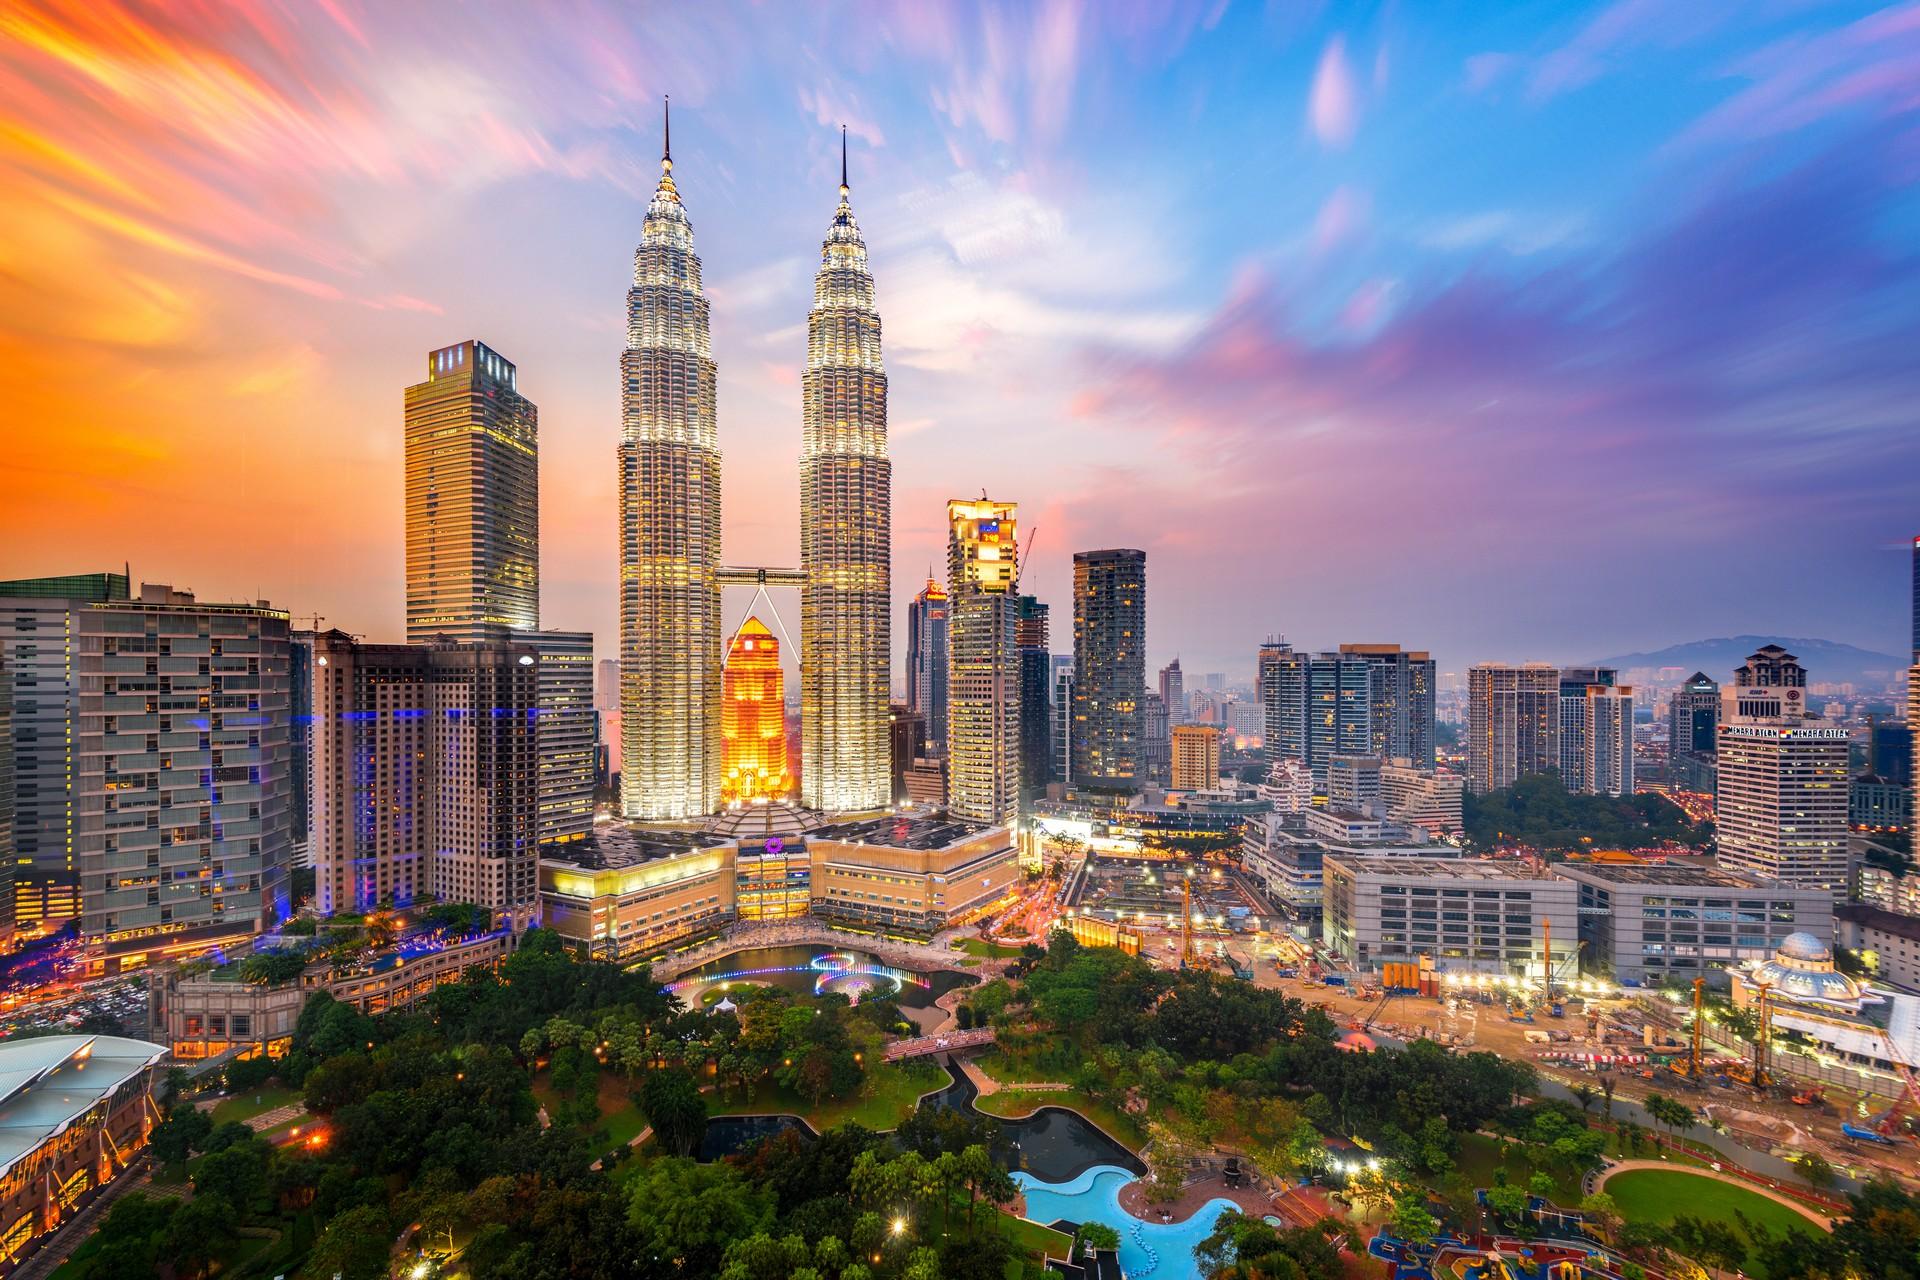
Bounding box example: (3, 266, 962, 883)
(712, 1060, 949, 1132)
(998, 1207, 1073, 1262)
(955, 938, 1025, 960)
(1604, 1168, 1825, 1278)
(973, 1087, 1146, 1149)
(209, 1083, 301, 1125)
(974, 1049, 1075, 1086)
(535, 1069, 653, 1147)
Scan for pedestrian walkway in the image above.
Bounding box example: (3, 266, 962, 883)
(245, 1103, 304, 1132)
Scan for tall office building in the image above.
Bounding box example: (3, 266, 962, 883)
(1071, 549, 1146, 787)
(907, 577, 950, 753)
(1171, 724, 1221, 791)
(800, 135, 891, 814)
(946, 500, 1019, 826)
(1159, 658, 1186, 726)
(1263, 648, 1372, 782)
(619, 106, 723, 821)
(1716, 646, 1848, 893)
(1016, 596, 1052, 810)
(1467, 663, 1561, 794)
(312, 631, 538, 923)
(1583, 685, 1635, 797)
(593, 658, 620, 714)
(403, 340, 538, 644)
(888, 703, 925, 803)
(1340, 644, 1437, 769)
(512, 629, 596, 848)
(721, 617, 793, 806)
(1669, 672, 1720, 790)
(1557, 666, 1617, 792)
(1141, 692, 1171, 785)
(1912, 534, 1919, 662)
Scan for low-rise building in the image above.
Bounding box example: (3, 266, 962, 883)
(1836, 903, 1920, 993)
(1552, 860, 1831, 988)
(0, 1035, 165, 1272)
(1857, 859, 1920, 917)
(1243, 807, 1432, 923)
(148, 924, 514, 1060)
(1322, 856, 1577, 977)
(539, 811, 1019, 958)
(1379, 760, 1465, 836)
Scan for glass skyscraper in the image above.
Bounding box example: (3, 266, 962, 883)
(1071, 549, 1146, 787)
(800, 135, 891, 813)
(403, 340, 538, 644)
(619, 105, 723, 820)
(947, 500, 1020, 826)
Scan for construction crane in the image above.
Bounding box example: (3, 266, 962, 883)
(1869, 1028, 1920, 1138)
(1689, 977, 1706, 1081)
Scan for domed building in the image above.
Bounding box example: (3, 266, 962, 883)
(1736, 931, 1870, 1013)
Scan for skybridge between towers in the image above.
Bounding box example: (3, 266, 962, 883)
(718, 565, 808, 589)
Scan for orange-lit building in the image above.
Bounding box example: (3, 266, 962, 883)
(722, 617, 793, 805)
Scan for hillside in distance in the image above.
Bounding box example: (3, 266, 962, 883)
(1592, 635, 1904, 687)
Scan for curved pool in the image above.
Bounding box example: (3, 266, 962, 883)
(1013, 1163, 1237, 1278)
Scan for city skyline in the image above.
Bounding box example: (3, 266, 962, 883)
(4, 2, 1919, 678)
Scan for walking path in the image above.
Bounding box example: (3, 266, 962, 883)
(244, 1103, 304, 1132)
(1115, 1173, 1274, 1225)
(1595, 1159, 1836, 1229)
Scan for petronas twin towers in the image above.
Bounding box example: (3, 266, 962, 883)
(619, 106, 890, 821)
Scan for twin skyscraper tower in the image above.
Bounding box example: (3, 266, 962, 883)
(620, 105, 892, 821)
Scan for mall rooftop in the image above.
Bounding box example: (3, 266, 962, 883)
(0, 1035, 166, 1178)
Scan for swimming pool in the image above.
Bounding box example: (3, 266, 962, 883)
(1013, 1164, 1238, 1278)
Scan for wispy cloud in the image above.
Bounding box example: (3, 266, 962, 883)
(1308, 34, 1359, 147)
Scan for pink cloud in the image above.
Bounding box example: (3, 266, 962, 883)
(1312, 186, 1370, 253)
(1308, 35, 1359, 147)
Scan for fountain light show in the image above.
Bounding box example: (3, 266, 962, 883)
(669, 950, 929, 1008)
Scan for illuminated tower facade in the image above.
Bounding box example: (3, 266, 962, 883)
(1071, 549, 1146, 787)
(947, 499, 1019, 827)
(722, 617, 793, 806)
(403, 340, 538, 643)
(801, 133, 891, 814)
(619, 103, 723, 820)
(907, 577, 949, 752)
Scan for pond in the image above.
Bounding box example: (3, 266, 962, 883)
(668, 944, 970, 1010)
(1015, 1164, 1234, 1279)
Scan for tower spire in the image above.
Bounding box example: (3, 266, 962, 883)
(662, 95, 672, 169)
(840, 125, 848, 193)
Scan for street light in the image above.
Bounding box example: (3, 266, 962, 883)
(891, 1215, 908, 1237)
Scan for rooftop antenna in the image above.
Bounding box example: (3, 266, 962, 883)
(662, 94, 671, 166)
(840, 124, 848, 191)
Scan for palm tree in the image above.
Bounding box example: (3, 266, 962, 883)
(1571, 1083, 1597, 1115)
(1600, 1074, 1616, 1121)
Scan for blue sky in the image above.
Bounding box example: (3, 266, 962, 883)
(2, 0, 1916, 680)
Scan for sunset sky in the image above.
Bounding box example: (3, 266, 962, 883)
(3, 1, 1917, 680)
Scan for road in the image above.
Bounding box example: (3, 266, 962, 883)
(1244, 964, 1916, 1189)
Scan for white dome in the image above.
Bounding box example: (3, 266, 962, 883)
(1777, 932, 1830, 963)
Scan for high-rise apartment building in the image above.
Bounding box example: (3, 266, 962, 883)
(1583, 685, 1635, 797)
(289, 630, 314, 872)
(721, 617, 793, 806)
(594, 658, 620, 714)
(907, 577, 949, 754)
(1016, 596, 1051, 810)
(1071, 549, 1146, 787)
(946, 500, 1019, 826)
(1339, 645, 1437, 769)
(80, 586, 292, 958)
(1716, 645, 1848, 893)
(800, 138, 890, 814)
(0, 652, 15, 943)
(1171, 724, 1222, 791)
(403, 340, 538, 644)
(0, 573, 129, 889)
(1669, 672, 1719, 790)
(619, 111, 723, 821)
(1911, 534, 1919, 662)
(1557, 666, 1616, 791)
(1, 576, 289, 959)
(311, 631, 538, 923)
(1052, 665, 1075, 786)
(1380, 760, 1464, 835)
(1263, 647, 1372, 783)
(512, 629, 595, 847)
(1467, 663, 1561, 794)
(1159, 658, 1186, 726)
